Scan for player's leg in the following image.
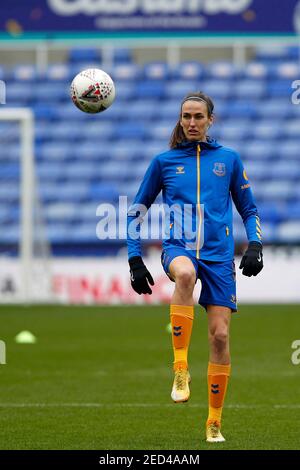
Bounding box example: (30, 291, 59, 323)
(198, 259, 236, 441)
(206, 306, 231, 442)
(161, 250, 197, 402)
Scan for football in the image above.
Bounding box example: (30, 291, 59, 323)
(70, 68, 115, 113)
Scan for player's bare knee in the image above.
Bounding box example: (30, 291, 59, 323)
(174, 269, 196, 290)
(210, 329, 229, 352)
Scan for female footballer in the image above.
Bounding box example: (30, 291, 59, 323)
(127, 92, 263, 443)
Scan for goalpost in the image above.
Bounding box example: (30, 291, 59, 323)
(0, 108, 52, 303)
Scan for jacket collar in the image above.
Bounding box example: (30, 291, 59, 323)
(177, 138, 222, 152)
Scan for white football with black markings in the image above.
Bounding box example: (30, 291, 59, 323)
(70, 68, 115, 114)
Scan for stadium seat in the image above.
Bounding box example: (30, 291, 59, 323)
(11, 64, 37, 81)
(201, 80, 232, 99)
(113, 64, 141, 81)
(267, 79, 293, 97)
(277, 221, 300, 242)
(165, 81, 198, 99)
(68, 48, 101, 64)
(136, 81, 165, 99)
(113, 48, 133, 64)
(143, 62, 170, 81)
(226, 100, 258, 118)
(207, 61, 238, 79)
(234, 80, 266, 98)
(218, 119, 251, 140)
(256, 99, 291, 118)
(252, 120, 283, 140)
(46, 64, 71, 82)
(6, 83, 35, 104)
(172, 62, 204, 80)
(275, 62, 299, 79)
(243, 62, 269, 79)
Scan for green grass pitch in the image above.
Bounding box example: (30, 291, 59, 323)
(0, 304, 299, 450)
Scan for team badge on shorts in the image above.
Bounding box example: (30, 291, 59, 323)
(213, 162, 226, 177)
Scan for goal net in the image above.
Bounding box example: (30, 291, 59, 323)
(0, 108, 52, 303)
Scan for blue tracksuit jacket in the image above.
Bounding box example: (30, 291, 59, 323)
(127, 139, 262, 262)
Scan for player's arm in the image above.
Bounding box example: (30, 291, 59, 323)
(127, 157, 163, 294)
(230, 152, 263, 277)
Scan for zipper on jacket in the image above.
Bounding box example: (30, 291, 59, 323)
(196, 144, 201, 259)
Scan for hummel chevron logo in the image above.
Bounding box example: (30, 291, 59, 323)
(211, 384, 220, 394)
(174, 332, 181, 336)
(173, 326, 182, 331)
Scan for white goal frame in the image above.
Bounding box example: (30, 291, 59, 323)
(0, 108, 35, 302)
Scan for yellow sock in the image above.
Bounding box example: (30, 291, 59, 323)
(170, 304, 194, 371)
(207, 362, 231, 425)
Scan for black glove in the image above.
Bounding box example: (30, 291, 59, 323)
(129, 256, 154, 295)
(239, 241, 263, 277)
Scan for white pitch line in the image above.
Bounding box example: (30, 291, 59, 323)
(0, 403, 298, 409)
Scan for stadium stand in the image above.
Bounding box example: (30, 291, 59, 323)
(0, 46, 299, 254)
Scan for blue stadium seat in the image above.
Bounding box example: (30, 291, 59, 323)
(88, 183, 120, 202)
(65, 163, 100, 180)
(113, 48, 132, 64)
(45, 203, 78, 221)
(6, 83, 35, 104)
(118, 122, 147, 140)
(0, 143, 20, 161)
(147, 121, 174, 141)
(39, 143, 73, 161)
(114, 82, 136, 101)
(234, 80, 266, 98)
(207, 61, 237, 79)
(113, 64, 141, 81)
(159, 100, 180, 120)
(255, 45, 291, 61)
(35, 83, 69, 102)
(242, 141, 274, 160)
(143, 62, 170, 81)
(256, 99, 291, 118)
(257, 202, 285, 223)
(165, 81, 198, 99)
(275, 62, 299, 79)
(252, 120, 283, 140)
(46, 64, 72, 82)
(172, 62, 204, 80)
(269, 161, 300, 180)
(255, 181, 295, 201)
(0, 184, 19, 202)
(218, 119, 251, 140)
(136, 81, 165, 99)
(226, 100, 258, 118)
(69, 48, 101, 64)
(286, 203, 300, 220)
(37, 163, 65, 181)
(277, 222, 300, 242)
(108, 141, 141, 161)
(11, 64, 37, 81)
(40, 183, 89, 203)
(201, 80, 232, 99)
(279, 141, 300, 160)
(267, 79, 292, 97)
(282, 120, 300, 138)
(243, 161, 268, 181)
(0, 225, 19, 244)
(243, 62, 269, 79)
(126, 100, 159, 121)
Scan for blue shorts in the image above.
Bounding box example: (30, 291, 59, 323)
(161, 247, 237, 312)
